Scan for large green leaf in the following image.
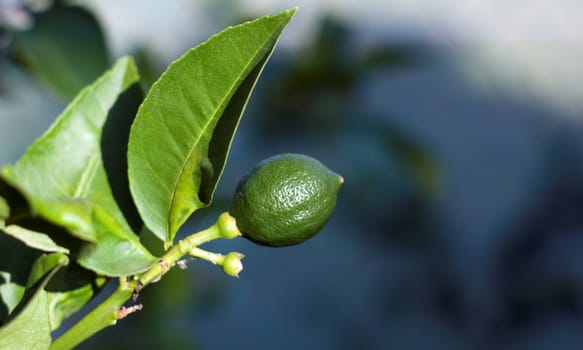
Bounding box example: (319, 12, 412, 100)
(0, 172, 156, 276)
(12, 56, 138, 233)
(128, 9, 296, 245)
(0, 253, 68, 350)
(13, 5, 109, 99)
(3, 57, 157, 275)
(31, 197, 156, 276)
(0, 291, 51, 350)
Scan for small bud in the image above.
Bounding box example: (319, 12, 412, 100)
(217, 212, 242, 239)
(222, 252, 245, 278)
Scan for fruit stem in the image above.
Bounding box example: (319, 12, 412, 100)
(190, 247, 224, 265)
(50, 212, 241, 350)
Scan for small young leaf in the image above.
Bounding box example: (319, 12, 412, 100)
(11, 56, 139, 233)
(26, 254, 95, 331)
(3, 225, 69, 254)
(0, 233, 98, 332)
(0, 252, 68, 350)
(26, 253, 70, 288)
(128, 9, 296, 245)
(0, 233, 42, 320)
(0, 274, 24, 322)
(46, 282, 94, 332)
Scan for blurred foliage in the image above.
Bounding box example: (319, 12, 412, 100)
(0, 0, 157, 99)
(255, 16, 418, 136)
(8, 2, 109, 99)
(213, 12, 583, 350)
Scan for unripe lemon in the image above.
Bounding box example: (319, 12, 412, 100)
(230, 153, 343, 247)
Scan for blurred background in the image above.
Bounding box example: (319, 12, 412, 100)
(2, 0, 583, 349)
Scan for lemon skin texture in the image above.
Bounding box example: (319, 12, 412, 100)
(230, 153, 343, 247)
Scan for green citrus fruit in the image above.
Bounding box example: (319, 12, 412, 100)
(229, 153, 343, 247)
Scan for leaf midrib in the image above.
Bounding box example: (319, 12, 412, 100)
(73, 152, 100, 198)
(164, 25, 284, 241)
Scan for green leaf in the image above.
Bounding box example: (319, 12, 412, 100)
(0, 273, 24, 322)
(31, 197, 96, 243)
(0, 172, 31, 224)
(0, 236, 94, 333)
(3, 57, 156, 275)
(0, 291, 51, 350)
(26, 253, 70, 288)
(33, 257, 96, 331)
(45, 281, 94, 332)
(13, 5, 109, 99)
(0, 253, 68, 350)
(0, 196, 7, 229)
(3, 225, 69, 254)
(1, 167, 96, 243)
(128, 9, 296, 245)
(77, 204, 156, 276)
(11, 56, 139, 233)
(1, 169, 156, 276)
(0, 233, 42, 320)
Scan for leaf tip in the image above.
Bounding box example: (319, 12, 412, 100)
(280, 7, 298, 21)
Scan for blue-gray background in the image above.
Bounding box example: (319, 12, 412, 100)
(2, 1, 583, 349)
